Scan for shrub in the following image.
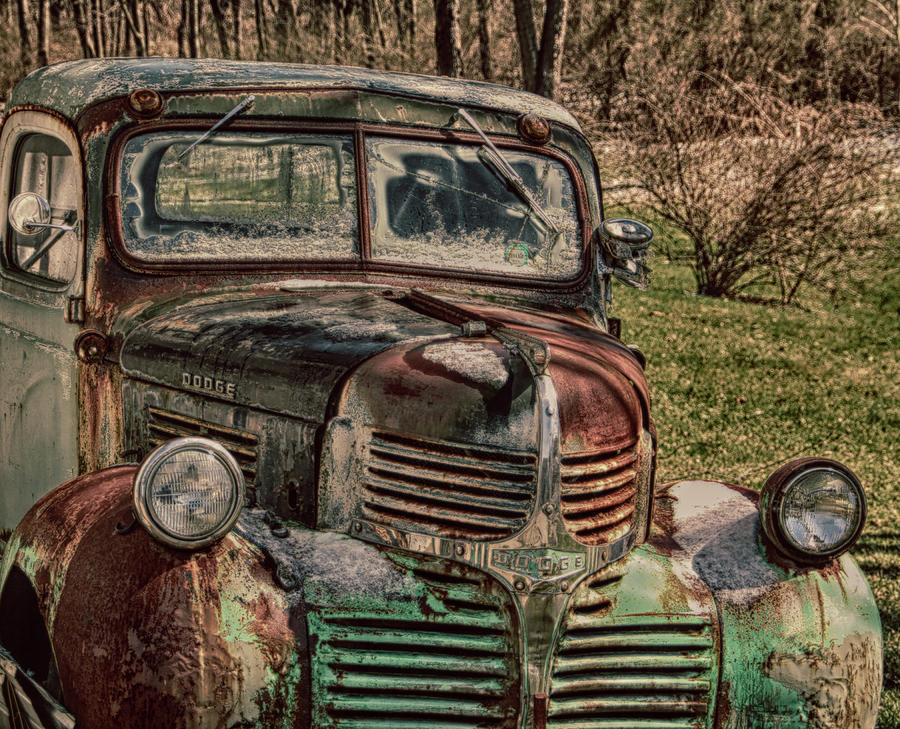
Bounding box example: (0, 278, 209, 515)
(609, 74, 898, 304)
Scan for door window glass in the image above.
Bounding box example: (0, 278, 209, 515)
(8, 134, 79, 282)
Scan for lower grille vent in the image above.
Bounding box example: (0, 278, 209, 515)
(362, 431, 537, 540)
(310, 569, 519, 729)
(549, 614, 715, 728)
(560, 444, 639, 545)
(146, 407, 258, 486)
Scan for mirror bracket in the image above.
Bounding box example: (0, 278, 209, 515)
(596, 218, 653, 290)
(8, 192, 79, 236)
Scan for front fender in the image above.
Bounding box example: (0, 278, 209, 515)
(653, 480, 882, 729)
(0, 466, 304, 729)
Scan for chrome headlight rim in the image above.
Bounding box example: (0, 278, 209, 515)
(760, 457, 866, 564)
(133, 436, 245, 550)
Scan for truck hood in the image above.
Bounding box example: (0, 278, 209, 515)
(120, 287, 648, 453)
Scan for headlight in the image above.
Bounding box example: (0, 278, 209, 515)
(133, 437, 245, 549)
(760, 458, 866, 564)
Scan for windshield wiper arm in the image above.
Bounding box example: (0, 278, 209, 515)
(456, 107, 560, 236)
(177, 95, 256, 160)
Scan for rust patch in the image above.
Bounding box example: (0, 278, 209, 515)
(78, 361, 123, 474)
(766, 633, 881, 729)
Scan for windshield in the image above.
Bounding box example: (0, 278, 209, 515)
(366, 137, 581, 279)
(119, 132, 358, 261)
(118, 130, 583, 279)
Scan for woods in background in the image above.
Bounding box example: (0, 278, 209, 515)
(2, 0, 897, 115)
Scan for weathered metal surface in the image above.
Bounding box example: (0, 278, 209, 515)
(654, 480, 882, 729)
(119, 289, 460, 422)
(0, 111, 84, 531)
(122, 379, 320, 521)
(9, 59, 581, 131)
(4, 467, 305, 729)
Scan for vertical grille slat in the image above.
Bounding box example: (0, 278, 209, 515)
(560, 442, 639, 545)
(550, 615, 716, 729)
(146, 407, 259, 486)
(363, 431, 537, 540)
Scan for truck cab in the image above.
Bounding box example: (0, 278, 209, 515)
(0, 59, 881, 729)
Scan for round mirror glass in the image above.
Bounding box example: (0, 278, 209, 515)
(8, 192, 51, 235)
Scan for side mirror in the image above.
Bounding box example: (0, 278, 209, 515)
(8, 192, 77, 235)
(596, 218, 652, 289)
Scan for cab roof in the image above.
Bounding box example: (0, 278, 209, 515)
(9, 58, 581, 131)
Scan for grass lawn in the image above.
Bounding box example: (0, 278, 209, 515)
(608, 238, 899, 725)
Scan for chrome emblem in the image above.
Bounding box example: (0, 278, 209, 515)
(182, 371, 236, 398)
(491, 548, 586, 580)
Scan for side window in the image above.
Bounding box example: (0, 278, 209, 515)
(8, 134, 79, 283)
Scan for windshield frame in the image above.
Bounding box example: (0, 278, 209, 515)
(105, 117, 593, 290)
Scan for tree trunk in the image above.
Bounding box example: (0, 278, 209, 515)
(361, 0, 377, 67)
(70, 0, 96, 56)
(476, 0, 492, 80)
(253, 0, 266, 58)
(331, 0, 344, 62)
(432, 0, 461, 77)
(188, 0, 201, 57)
(210, 0, 231, 56)
(535, 0, 569, 99)
(342, 0, 352, 62)
(36, 0, 50, 66)
(511, 0, 538, 90)
(405, 0, 415, 50)
(274, 0, 296, 57)
(232, 0, 242, 58)
(142, 0, 150, 53)
(178, 0, 187, 55)
(372, 0, 387, 48)
(15, 0, 32, 68)
(91, 0, 104, 56)
(391, 0, 415, 55)
(119, 0, 146, 55)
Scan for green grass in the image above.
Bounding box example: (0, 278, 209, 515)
(609, 229, 899, 725)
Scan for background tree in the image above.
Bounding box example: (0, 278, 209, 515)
(511, 0, 569, 98)
(433, 0, 461, 76)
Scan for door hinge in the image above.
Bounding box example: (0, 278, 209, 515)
(67, 295, 85, 323)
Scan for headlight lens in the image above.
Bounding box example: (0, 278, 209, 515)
(133, 437, 245, 549)
(760, 458, 865, 564)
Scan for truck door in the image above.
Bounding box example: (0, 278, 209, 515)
(0, 111, 84, 531)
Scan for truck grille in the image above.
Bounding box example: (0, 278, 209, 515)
(310, 566, 520, 729)
(146, 407, 259, 486)
(560, 444, 638, 546)
(549, 614, 716, 728)
(362, 431, 537, 540)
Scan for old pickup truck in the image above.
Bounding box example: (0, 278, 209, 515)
(0, 58, 881, 729)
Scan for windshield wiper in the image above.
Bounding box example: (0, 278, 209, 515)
(177, 95, 256, 161)
(456, 107, 560, 238)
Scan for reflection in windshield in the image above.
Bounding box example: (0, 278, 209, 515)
(120, 132, 358, 260)
(366, 137, 581, 279)
(117, 131, 583, 279)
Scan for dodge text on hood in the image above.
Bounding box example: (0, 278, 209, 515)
(0, 59, 881, 729)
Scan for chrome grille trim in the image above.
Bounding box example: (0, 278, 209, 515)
(560, 444, 639, 545)
(362, 431, 538, 540)
(549, 614, 715, 728)
(146, 407, 259, 486)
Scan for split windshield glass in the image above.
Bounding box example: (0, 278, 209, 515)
(119, 132, 358, 261)
(118, 130, 583, 279)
